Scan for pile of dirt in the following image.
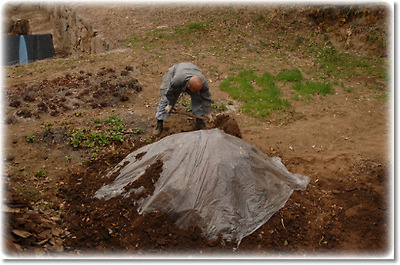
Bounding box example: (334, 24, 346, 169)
(57, 151, 234, 255)
(121, 157, 163, 200)
(212, 114, 242, 138)
(5, 65, 141, 123)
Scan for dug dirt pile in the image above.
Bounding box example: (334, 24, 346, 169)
(58, 152, 227, 254)
(212, 114, 242, 138)
(96, 128, 310, 245)
(6, 65, 141, 123)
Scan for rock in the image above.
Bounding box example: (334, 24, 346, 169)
(37, 229, 52, 240)
(36, 239, 49, 245)
(12, 229, 32, 239)
(24, 220, 37, 231)
(51, 227, 63, 237)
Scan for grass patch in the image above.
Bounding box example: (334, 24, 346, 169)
(317, 44, 372, 78)
(220, 70, 290, 117)
(276, 69, 303, 82)
(128, 20, 209, 49)
(293, 81, 335, 96)
(374, 92, 389, 101)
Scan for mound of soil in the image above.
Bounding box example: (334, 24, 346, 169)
(5, 65, 142, 122)
(58, 150, 232, 255)
(213, 114, 242, 138)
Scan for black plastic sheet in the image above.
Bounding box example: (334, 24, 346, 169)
(3, 34, 55, 65)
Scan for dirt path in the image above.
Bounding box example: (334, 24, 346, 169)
(2, 3, 392, 258)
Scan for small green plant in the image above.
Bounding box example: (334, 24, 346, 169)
(34, 169, 46, 178)
(45, 123, 53, 131)
(218, 104, 228, 111)
(26, 135, 36, 142)
(256, 12, 266, 21)
(187, 22, 205, 31)
(367, 31, 379, 41)
(98, 133, 110, 146)
(296, 37, 305, 44)
(273, 42, 281, 49)
(110, 132, 124, 142)
(68, 129, 86, 148)
(93, 118, 102, 127)
(133, 127, 142, 134)
(75, 111, 82, 117)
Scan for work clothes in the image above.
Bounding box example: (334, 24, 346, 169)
(155, 62, 212, 121)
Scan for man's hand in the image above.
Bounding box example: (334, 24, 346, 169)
(206, 113, 214, 123)
(165, 105, 173, 114)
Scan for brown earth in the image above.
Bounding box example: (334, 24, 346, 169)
(2, 3, 392, 259)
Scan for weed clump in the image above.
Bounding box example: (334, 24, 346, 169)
(66, 114, 127, 149)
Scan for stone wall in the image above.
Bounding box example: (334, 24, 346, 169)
(44, 4, 111, 55)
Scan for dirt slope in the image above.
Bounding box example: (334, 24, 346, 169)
(2, 3, 392, 258)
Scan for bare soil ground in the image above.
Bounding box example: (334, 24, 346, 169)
(2, 3, 392, 259)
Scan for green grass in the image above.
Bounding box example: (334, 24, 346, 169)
(128, 20, 209, 49)
(220, 70, 290, 117)
(293, 81, 335, 96)
(317, 44, 372, 78)
(276, 69, 303, 82)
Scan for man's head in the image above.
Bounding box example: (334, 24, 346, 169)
(187, 76, 202, 93)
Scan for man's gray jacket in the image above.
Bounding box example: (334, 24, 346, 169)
(160, 62, 212, 114)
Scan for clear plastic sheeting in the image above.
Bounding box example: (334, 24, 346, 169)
(95, 128, 310, 245)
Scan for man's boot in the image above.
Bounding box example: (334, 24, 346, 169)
(195, 118, 206, 130)
(153, 120, 164, 136)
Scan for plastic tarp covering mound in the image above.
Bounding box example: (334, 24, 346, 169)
(95, 128, 310, 245)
